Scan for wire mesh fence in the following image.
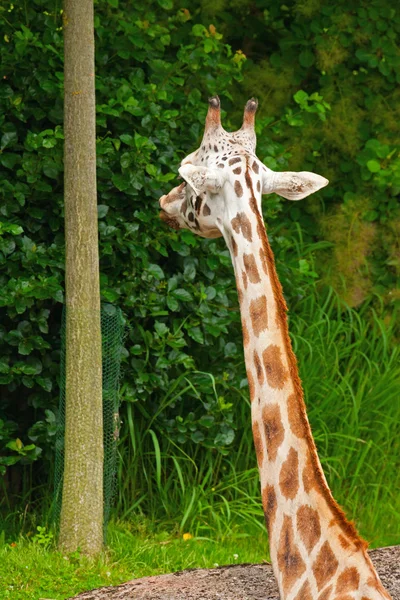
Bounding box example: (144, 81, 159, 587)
(53, 304, 125, 541)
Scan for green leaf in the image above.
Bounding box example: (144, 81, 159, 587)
(0, 153, 20, 169)
(1, 131, 17, 150)
(155, 321, 169, 336)
(224, 342, 237, 357)
(205, 286, 216, 300)
(367, 160, 381, 173)
(157, 0, 173, 9)
(97, 204, 109, 218)
(112, 173, 131, 191)
(166, 296, 179, 311)
(18, 340, 33, 355)
(299, 50, 315, 68)
(43, 165, 59, 179)
(191, 430, 205, 443)
(293, 90, 308, 105)
(364, 210, 379, 222)
(146, 164, 157, 176)
(214, 428, 235, 446)
(187, 326, 204, 344)
(120, 134, 134, 146)
(0, 358, 10, 373)
(167, 276, 178, 292)
(172, 289, 193, 302)
(147, 263, 165, 279)
(199, 415, 214, 428)
(192, 24, 206, 37)
(36, 377, 52, 393)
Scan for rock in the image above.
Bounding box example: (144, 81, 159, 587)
(70, 546, 400, 600)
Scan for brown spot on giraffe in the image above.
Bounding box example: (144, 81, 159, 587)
(262, 344, 289, 389)
(318, 587, 333, 600)
(217, 163, 224, 168)
(252, 421, 263, 468)
(249, 295, 268, 337)
(262, 404, 285, 462)
(203, 203, 211, 216)
(231, 235, 238, 257)
(262, 484, 277, 533)
(259, 247, 268, 275)
(181, 199, 188, 214)
(257, 179, 261, 192)
(334, 596, 353, 600)
(244, 166, 254, 191)
(338, 534, 351, 550)
(277, 516, 306, 595)
(254, 350, 264, 385)
(247, 370, 255, 401)
(297, 505, 321, 552)
(243, 253, 261, 284)
(287, 393, 308, 438)
(312, 541, 339, 591)
(303, 454, 317, 494)
(231, 212, 252, 241)
(242, 321, 249, 347)
(231, 213, 242, 233)
(294, 581, 312, 600)
(195, 196, 202, 214)
(336, 567, 360, 594)
(234, 180, 244, 197)
(252, 160, 259, 174)
(229, 157, 241, 165)
(242, 270, 248, 290)
(279, 447, 299, 499)
(249, 197, 259, 222)
(233, 166, 242, 175)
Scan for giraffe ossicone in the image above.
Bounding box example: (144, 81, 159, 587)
(159, 97, 391, 600)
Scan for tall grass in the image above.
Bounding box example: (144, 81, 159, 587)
(116, 233, 400, 549)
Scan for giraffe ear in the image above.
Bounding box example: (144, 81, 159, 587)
(262, 169, 329, 200)
(179, 164, 226, 196)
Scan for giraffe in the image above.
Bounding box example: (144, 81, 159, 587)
(159, 97, 391, 600)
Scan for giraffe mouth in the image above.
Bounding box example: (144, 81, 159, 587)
(159, 210, 181, 230)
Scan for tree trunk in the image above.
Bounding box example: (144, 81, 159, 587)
(59, 0, 103, 556)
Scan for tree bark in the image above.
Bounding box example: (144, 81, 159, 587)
(59, 0, 103, 556)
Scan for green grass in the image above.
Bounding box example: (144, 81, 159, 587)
(291, 288, 400, 548)
(0, 521, 269, 600)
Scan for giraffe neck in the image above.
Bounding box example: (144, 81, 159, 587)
(221, 203, 390, 600)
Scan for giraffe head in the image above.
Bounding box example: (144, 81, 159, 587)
(159, 96, 328, 239)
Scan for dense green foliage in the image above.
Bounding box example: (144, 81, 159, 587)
(0, 0, 399, 550)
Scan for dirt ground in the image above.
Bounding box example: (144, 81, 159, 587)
(71, 545, 400, 600)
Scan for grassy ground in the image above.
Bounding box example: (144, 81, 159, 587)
(0, 521, 269, 600)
